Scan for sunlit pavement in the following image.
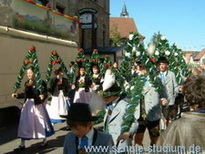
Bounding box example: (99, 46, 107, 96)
(0, 121, 150, 154)
(0, 122, 68, 154)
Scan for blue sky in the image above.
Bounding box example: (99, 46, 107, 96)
(110, 0, 205, 51)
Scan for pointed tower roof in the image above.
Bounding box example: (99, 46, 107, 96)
(120, 2, 129, 17)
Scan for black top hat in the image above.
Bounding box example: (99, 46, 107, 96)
(157, 56, 168, 64)
(67, 103, 98, 121)
(103, 83, 121, 97)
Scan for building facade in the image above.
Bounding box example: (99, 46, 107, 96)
(39, 0, 110, 49)
(72, 0, 110, 49)
(0, 0, 110, 109)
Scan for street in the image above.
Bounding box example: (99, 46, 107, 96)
(0, 121, 67, 154)
(0, 116, 150, 154)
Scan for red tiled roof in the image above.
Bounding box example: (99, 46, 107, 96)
(194, 49, 205, 60)
(110, 17, 138, 38)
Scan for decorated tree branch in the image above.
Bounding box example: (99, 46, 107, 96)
(75, 48, 94, 78)
(102, 54, 112, 75)
(119, 33, 161, 134)
(76, 48, 85, 64)
(89, 48, 104, 77)
(13, 46, 43, 92)
(45, 50, 69, 84)
(84, 58, 92, 77)
(121, 75, 146, 133)
(94, 108, 106, 124)
(169, 43, 190, 84)
(148, 32, 189, 84)
(90, 48, 100, 64)
(148, 32, 171, 62)
(119, 33, 145, 87)
(75, 48, 86, 71)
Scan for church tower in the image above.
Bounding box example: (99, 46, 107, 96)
(120, 2, 129, 17)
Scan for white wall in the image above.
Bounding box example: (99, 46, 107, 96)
(0, 26, 78, 108)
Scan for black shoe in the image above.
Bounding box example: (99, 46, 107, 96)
(65, 126, 71, 131)
(40, 141, 48, 148)
(13, 145, 25, 151)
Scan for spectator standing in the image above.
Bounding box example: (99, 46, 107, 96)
(157, 75, 205, 152)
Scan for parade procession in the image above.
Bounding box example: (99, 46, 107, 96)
(0, 0, 205, 154)
(6, 32, 204, 153)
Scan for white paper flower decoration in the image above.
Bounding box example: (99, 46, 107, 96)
(129, 34, 134, 40)
(155, 50, 160, 56)
(124, 81, 130, 90)
(165, 50, 170, 56)
(173, 43, 179, 48)
(130, 86, 134, 90)
(136, 51, 141, 57)
(132, 46, 137, 52)
(161, 36, 166, 40)
(124, 52, 131, 58)
(174, 52, 178, 56)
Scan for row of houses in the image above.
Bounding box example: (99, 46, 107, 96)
(183, 49, 205, 66)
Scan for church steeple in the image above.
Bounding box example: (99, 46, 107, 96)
(120, 2, 129, 17)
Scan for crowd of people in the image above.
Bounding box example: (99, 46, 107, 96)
(11, 53, 205, 153)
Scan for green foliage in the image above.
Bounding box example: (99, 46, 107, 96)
(121, 75, 146, 133)
(169, 44, 190, 84)
(102, 55, 112, 75)
(149, 32, 190, 84)
(110, 24, 122, 46)
(119, 32, 170, 134)
(45, 50, 69, 84)
(84, 59, 92, 77)
(118, 33, 145, 88)
(13, 46, 43, 92)
(94, 108, 106, 124)
(90, 49, 105, 77)
(149, 32, 171, 61)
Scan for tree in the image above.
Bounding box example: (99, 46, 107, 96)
(109, 24, 122, 46)
(13, 46, 43, 92)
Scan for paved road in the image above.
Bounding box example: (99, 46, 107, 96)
(0, 122, 68, 154)
(0, 120, 150, 154)
(0, 123, 150, 154)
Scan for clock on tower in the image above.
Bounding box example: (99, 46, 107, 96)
(80, 13, 92, 24)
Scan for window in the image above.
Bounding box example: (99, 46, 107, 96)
(56, 4, 65, 14)
(36, 0, 49, 6)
